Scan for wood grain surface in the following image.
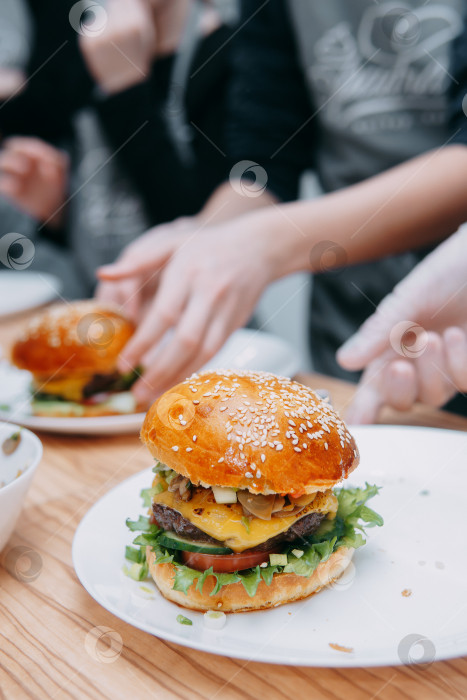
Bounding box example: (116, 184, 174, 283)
(1, 311, 466, 700)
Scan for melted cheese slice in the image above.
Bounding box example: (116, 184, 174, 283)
(152, 482, 338, 553)
(33, 374, 94, 402)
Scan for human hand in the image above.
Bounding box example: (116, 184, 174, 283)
(95, 216, 198, 322)
(337, 226, 467, 422)
(97, 215, 278, 403)
(0, 137, 68, 225)
(79, 0, 156, 95)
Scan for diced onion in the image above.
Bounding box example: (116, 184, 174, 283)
(212, 486, 237, 504)
(204, 610, 226, 630)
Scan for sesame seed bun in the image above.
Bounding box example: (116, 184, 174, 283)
(12, 301, 134, 378)
(140, 370, 358, 496)
(146, 545, 354, 612)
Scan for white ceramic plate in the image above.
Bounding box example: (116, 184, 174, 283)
(0, 329, 301, 435)
(72, 425, 467, 666)
(0, 271, 62, 319)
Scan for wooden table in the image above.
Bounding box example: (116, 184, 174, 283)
(1, 313, 467, 700)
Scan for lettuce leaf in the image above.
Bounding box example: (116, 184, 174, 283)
(126, 515, 158, 533)
(140, 485, 164, 507)
(240, 566, 262, 597)
(260, 565, 279, 586)
(172, 565, 241, 595)
(173, 566, 199, 594)
(124, 483, 383, 596)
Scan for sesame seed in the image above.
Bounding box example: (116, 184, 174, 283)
(218, 457, 224, 463)
(294, 447, 301, 453)
(256, 469, 261, 479)
(193, 400, 200, 405)
(261, 454, 266, 463)
(324, 443, 328, 450)
(245, 471, 253, 478)
(220, 406, 227, 412)
(171, 446, 179, 452)
(186, 447, 192, 452)
(275, 444, 283, 451)
(192, 435, 197, 442)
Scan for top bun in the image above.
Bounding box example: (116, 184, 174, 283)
(12, 301, 134, 377)
(141, 370, 358, 496)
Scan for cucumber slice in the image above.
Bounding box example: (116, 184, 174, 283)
(159, 531, 233, 555)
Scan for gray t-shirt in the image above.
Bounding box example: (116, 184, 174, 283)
(287, 0, 465, 378)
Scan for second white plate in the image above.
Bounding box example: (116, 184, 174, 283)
(0, 271, 62, 319)
(0, 329, 301, 435)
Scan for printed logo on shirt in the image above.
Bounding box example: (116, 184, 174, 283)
(308, 2, 463, 134)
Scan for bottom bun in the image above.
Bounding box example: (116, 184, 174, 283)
(146, 546, 354, 613)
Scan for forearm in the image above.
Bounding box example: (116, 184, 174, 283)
(262, 145, 467, 277)
(198, 181, 278, 225)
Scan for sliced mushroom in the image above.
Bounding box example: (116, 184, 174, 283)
(168, 474, 193, 501)
(237, 491, 276, 520)
(271, 496, 286, 513)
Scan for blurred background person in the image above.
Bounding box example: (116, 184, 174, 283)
(0, 0, 234, 299)
(98, 0, 467, 403)
(0, 0, 39, 275)
(0, 0, 31, 99)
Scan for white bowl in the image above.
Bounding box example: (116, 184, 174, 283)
(0, 422, 43, 552)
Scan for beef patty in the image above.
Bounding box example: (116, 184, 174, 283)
(152, 503, 326, 552)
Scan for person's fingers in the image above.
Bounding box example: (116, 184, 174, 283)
(381, 360, 418, 412)
(344, 348, 403, 424)
(0, 174, 22, 198)
(95, 280, 120, 305)
(337, 284, 420, 371)
(3, 137, 68, 166)
(132, 290, 217, 402)
(337, 314, 393, 372)
(98, 236, 180, 280)
(96, 279, 142, 321)
(344, 367, 384, 425)
(0, 150, 32, 177)
(118, 265, 189, 371)
(443, 327, 467, 393)
(415, 332, 454, 406)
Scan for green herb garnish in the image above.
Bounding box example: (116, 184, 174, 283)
(176, 614, 193, 626)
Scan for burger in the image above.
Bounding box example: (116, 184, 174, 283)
(12, 301, 140, 417)
(126, 369, 382, 612)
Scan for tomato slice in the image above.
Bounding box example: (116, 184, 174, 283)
(181, 549, 277, 573)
